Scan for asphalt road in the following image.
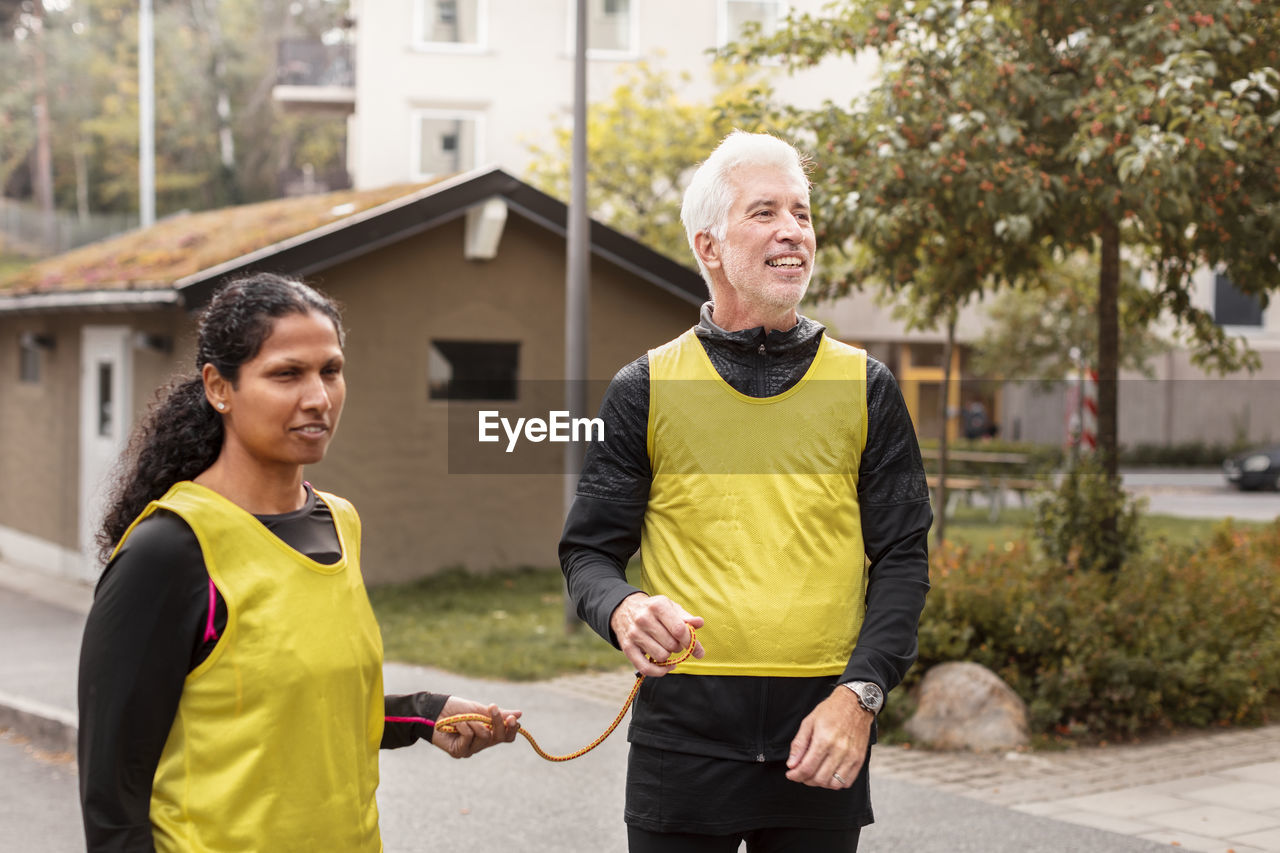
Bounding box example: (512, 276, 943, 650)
(0, 731, 80, 852)
(11, 660, 1175, 853)
(11, 734, 1171, 853)
(1122, 467, 1280, 521)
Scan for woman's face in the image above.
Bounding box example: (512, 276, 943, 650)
(216, 310, 346, 471)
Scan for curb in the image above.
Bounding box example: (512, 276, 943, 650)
(0, 690, 77, 755)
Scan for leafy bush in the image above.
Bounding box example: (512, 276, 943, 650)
(1033, 455, 1144, 573)
(911, 521, 1280, 739)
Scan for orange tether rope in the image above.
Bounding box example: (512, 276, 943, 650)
(432, 627, 697, 762)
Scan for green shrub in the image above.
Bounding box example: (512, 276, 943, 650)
(911, 521, 1280, 740)
(1033, 456, 1144, 573)
(1118, 439, 1256, 468)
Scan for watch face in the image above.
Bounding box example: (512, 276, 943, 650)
(856, 682, 884, 711)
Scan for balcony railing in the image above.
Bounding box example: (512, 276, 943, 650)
(276, 39, 355, 88)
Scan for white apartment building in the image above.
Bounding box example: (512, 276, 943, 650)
(342, 0, 876, 187)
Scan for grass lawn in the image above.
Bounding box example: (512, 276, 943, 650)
(370, 508, 1268, 681)
(369, 567, 626, 681)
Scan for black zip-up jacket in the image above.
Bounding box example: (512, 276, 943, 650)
(560, 304, 932, 761)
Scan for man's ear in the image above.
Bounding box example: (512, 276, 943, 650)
(202, 363, 231, 413)
(694, 231, 722, 271)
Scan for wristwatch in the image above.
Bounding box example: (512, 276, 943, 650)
(843, 681, 884, 715)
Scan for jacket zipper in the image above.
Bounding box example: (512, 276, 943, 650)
(756, 342, 766, 394)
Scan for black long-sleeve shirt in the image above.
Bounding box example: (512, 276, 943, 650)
(78, 484, 446, 852)
(560, 305, 932, 761)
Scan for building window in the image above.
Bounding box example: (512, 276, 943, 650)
(415, 0, 484, 49)
(719, 0, 785, 45)
(97, 361, 114, 437)
(429, 340, 519, 400)
(577, 0, 635, 56)
(1214, 273, 1263, 327)
(18, 332, 54, 384)
(412, 109, 484, 179)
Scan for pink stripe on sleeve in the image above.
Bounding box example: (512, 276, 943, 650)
(203, 579, 219, 643)
(385, 716, 436, 727)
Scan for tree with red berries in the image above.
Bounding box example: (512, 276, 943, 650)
(726, 1, 1280, 506)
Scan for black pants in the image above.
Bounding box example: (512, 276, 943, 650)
(628, 825, 861, 852)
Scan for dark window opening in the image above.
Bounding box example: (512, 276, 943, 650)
(1214, 273, 1263, 327)
(97, 362, 114, 437)
(429, 340, 519, 400)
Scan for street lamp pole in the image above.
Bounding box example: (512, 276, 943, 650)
(139, 0, 156, 227)
(563, 0, 589, 632)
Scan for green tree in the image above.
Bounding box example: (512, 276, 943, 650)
(1, 0, 350, 220)
(524, 61, 769, 263)
(728, 1, 1280, 567)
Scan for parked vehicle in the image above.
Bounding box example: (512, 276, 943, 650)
(1223, 445, 1280, 491)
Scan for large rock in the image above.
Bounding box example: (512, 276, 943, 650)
(903, 662, 1031, 751)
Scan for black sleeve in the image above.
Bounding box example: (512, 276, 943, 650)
(843, 358, 933, 694)
(78, 512, 209, 853)
(559, 356, 652, 644)
(381, 693, 450, 749)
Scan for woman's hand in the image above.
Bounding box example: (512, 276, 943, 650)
(429, 697, 522, 759)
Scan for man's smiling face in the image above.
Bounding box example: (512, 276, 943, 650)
(714, 163, 816, 314)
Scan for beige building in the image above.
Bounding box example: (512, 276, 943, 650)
(0, 169, 702, 585)
(808, 266, 1280, 447)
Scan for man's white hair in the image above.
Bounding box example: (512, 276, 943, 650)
(680, 131, 812, 285)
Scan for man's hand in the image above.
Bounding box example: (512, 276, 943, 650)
(429, 697, 522, 759)
(785, 685, 873, 789)
(609, 592, 705, 677)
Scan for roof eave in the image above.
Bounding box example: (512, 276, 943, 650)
(0, 288, 179, 315)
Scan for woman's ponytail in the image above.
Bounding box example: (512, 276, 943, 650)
(95, 376, 224, 563)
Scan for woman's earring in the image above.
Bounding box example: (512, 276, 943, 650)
(216, 402, 226, 411)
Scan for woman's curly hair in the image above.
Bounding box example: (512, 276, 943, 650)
(95, 273, 344, 564)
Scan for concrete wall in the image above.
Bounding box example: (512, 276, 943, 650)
(998, 343, 1280, 449)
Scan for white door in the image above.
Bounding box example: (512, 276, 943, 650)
(79, 326, 133, 580)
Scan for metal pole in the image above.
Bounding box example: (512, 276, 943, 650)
(563, 0, 589, 632)
(32, 0, 56, 253)
(139, 0, 156, 227)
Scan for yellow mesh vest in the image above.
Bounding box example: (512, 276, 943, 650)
(642, 328, 869, 676)
(112, 482, 384, 853)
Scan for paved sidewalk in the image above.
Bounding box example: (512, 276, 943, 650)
(2, 556, 1277, 852)
(874, 730, 1280, 851)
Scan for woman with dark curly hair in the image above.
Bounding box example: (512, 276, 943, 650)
(78, 273, 520, 852)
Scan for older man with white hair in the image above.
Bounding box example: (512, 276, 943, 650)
(560, 131, 932, 853)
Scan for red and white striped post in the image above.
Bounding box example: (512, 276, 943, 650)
(1079, 368, 1098, 452)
